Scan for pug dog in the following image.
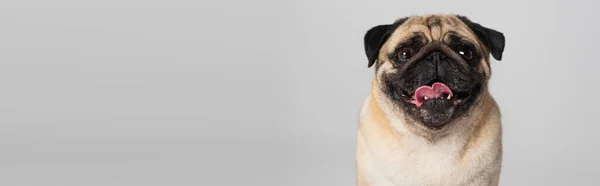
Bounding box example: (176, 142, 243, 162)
(356, 14, 505, 186)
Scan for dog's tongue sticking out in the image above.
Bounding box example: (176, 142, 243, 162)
(410, 82, 453, 107)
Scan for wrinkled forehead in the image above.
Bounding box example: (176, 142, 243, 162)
(383, 15, 481, 53)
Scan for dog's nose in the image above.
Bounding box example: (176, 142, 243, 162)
(427, 51, 448, 76)
(427, 51, 447, 61)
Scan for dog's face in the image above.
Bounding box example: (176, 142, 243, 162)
(364, 15, 505, 129)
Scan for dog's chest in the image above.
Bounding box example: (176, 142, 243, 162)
(359, 138, 480, 186)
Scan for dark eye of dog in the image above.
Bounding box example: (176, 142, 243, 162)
(398, 48, 413, 62)
(457, 46, 473, 60)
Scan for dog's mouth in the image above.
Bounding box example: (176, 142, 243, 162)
(396, 81, 479, 108)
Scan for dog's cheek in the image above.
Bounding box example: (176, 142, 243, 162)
(376, 62, 397, 87)
(479, 58, 491, 79)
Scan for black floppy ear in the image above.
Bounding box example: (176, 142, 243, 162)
(364, 25, 392, 67)
(363, 18, 407, 68)
(457, 16, 505, 61)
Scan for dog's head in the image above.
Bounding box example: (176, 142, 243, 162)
(364, 14, 505, 129)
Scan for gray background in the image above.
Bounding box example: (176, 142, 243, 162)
(0, 0, 598, 185)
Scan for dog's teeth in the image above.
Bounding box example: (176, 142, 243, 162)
(424, 96, 429, 100)
(447, 95, 452, 99)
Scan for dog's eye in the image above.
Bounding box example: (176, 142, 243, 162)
(397, 48, 413, 62)
(457, 46, 473, 61)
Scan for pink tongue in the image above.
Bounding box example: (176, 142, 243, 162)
(409, 82, 453, 107)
